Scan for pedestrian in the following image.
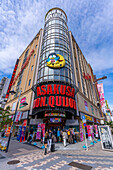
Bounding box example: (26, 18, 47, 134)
(28, 126, 34, 143)
(48, 129, 53, 151)
(44, 131, 49, 155)
(63, 130, 68, 147)
(57, 128, 60, 142)
(67, 129, 70, 143)
(52, 128, 57, 143)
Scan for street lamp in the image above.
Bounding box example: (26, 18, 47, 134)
(5, 88, 28, 152)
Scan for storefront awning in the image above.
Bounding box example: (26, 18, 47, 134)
(65, 119, 79, 126)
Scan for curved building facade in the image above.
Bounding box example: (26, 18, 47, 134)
(37, 8, 73, 84)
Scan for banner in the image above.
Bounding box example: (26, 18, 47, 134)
(36, 123, 41, 140)
(98, 125, 113, 150)
(94, 125, 98, 138)
(41, 124, 45, 138)
(79, 121, 84, 141)
(90, 126, 94, 139)
(87, 125, 92, 140)
(97, 83, 106, 113)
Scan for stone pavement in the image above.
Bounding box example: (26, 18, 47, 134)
(0, 140, 113, 169)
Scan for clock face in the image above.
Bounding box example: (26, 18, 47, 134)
(46, 53, 65, 68)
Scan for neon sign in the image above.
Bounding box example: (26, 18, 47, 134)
(12, 49, 34, 85)
(33, 83, 76, 110)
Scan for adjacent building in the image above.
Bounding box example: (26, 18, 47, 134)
(0, 77, 10, 108)
(5, 8, 103, 135)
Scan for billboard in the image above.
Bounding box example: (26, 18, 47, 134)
(98, 125, 113, 150)
(97, 83, 106, 112)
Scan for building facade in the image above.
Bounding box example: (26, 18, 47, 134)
(5, 8, 103, 136)
(0, 77, 10, 108)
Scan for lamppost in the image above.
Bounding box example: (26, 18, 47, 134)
(5, 87, 28, 152)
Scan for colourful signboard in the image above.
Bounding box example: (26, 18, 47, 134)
(50, 118, 62, 123)
(97, 83, 106, 109)
(20, 97, 26, 108)
(44, 113, 66, 117)
(33, 83, 76, 110)
(46, 53, 65, 68)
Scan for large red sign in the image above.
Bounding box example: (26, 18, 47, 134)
(83, 72, 91, 80)
(5, 59, 19, 98)
(12, 49, 34, 85)
(33, 84, 76, 110)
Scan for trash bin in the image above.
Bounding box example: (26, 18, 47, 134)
(51, 143, 55, 152)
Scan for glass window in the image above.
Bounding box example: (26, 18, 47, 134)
(31, 65, 34, 71)
(28, 79, 31, 86)
(60, 67, 64, 76)
(34, 54, 36, 58)
(35, 45, 37, 48)
(44, 67, 48, 76)
(60, 76, 64, 81)
(48, 75, 53, 80)
(54, 75, 59, 80)
(48, 68, 54, 75)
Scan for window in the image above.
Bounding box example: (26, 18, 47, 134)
(34, 54, 36, 58)
(28, 79, 31, 86)
(31, 65, 34, 71)
(35, 45, 37, 48)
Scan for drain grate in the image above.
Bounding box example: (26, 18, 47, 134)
(7, 160, 20, 165)
(68, 161, 92, 170)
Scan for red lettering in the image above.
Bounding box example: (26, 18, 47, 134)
(74, 100, 76, 109)
(66, 86, 71, 96)
(35, 98, 40, 108)
(66, 97, 69, 107)
(48, 96, 55, 107)
(71, 88, 75, 98)
(69, 98, 73, 108)
(37, 87, 41, 96)
(54, 84, 59, 94)
(60, 85, 66, 95)
(63, 97, 66, 107)
(41, 85, 46, 95)
(56, 96, 62, 106)
(47, 85, 52, 94)
(33, 99, 36, 108)
(40, 97, 46, 107)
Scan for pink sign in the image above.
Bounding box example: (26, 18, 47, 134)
(20, 97, 26, 108)
(36, 123, 41, 140)
(97, 83, 105, 108)
(41, 124, 45, 137)
(94, 125, 98, 137)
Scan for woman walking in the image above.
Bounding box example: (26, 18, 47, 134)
(44, 131, 49, 155)
(63, 130, 68, 147)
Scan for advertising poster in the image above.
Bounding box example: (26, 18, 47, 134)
(90, 126, 94, 139)
(94, 125, 98, 138)
(98, 125, 113, 150)
(17, 126, 22, 141)
(79, 121, 84, 141)
(20, 97, 26, 108)
(97, 83, 106, 112)
(41, 124, 45, 137)
(36, 123, 41, 140)
(87, 125, 92, 140)
(21, 126, 26, 140)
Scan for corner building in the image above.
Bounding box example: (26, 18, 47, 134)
(5, 8, 103, 136)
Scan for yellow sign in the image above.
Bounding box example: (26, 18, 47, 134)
(85, 115, 93, 121)
(46, 53, 65, 68)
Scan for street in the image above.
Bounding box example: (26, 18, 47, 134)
(0, 140, 113, 170)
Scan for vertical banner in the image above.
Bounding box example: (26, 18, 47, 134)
(94, 125, 98, 138)
(36, 123, 41, 140)
(98, 125, 113, 150)
(79, 121, 84, 141)
(41, 124, 45, 138)
(90, 126, 94, 139)
(87, 125, 92, 140)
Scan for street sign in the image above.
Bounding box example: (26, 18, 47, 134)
(82, 115, 86, 119)
(83, 123, 86, 127)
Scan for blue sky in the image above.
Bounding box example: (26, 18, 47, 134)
(0, 0, 113, 110)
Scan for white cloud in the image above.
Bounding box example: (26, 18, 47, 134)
(0, 0, 113, 78)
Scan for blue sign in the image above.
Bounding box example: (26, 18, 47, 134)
(82, 115, 86, 120)
(83, 123, 86, 127)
